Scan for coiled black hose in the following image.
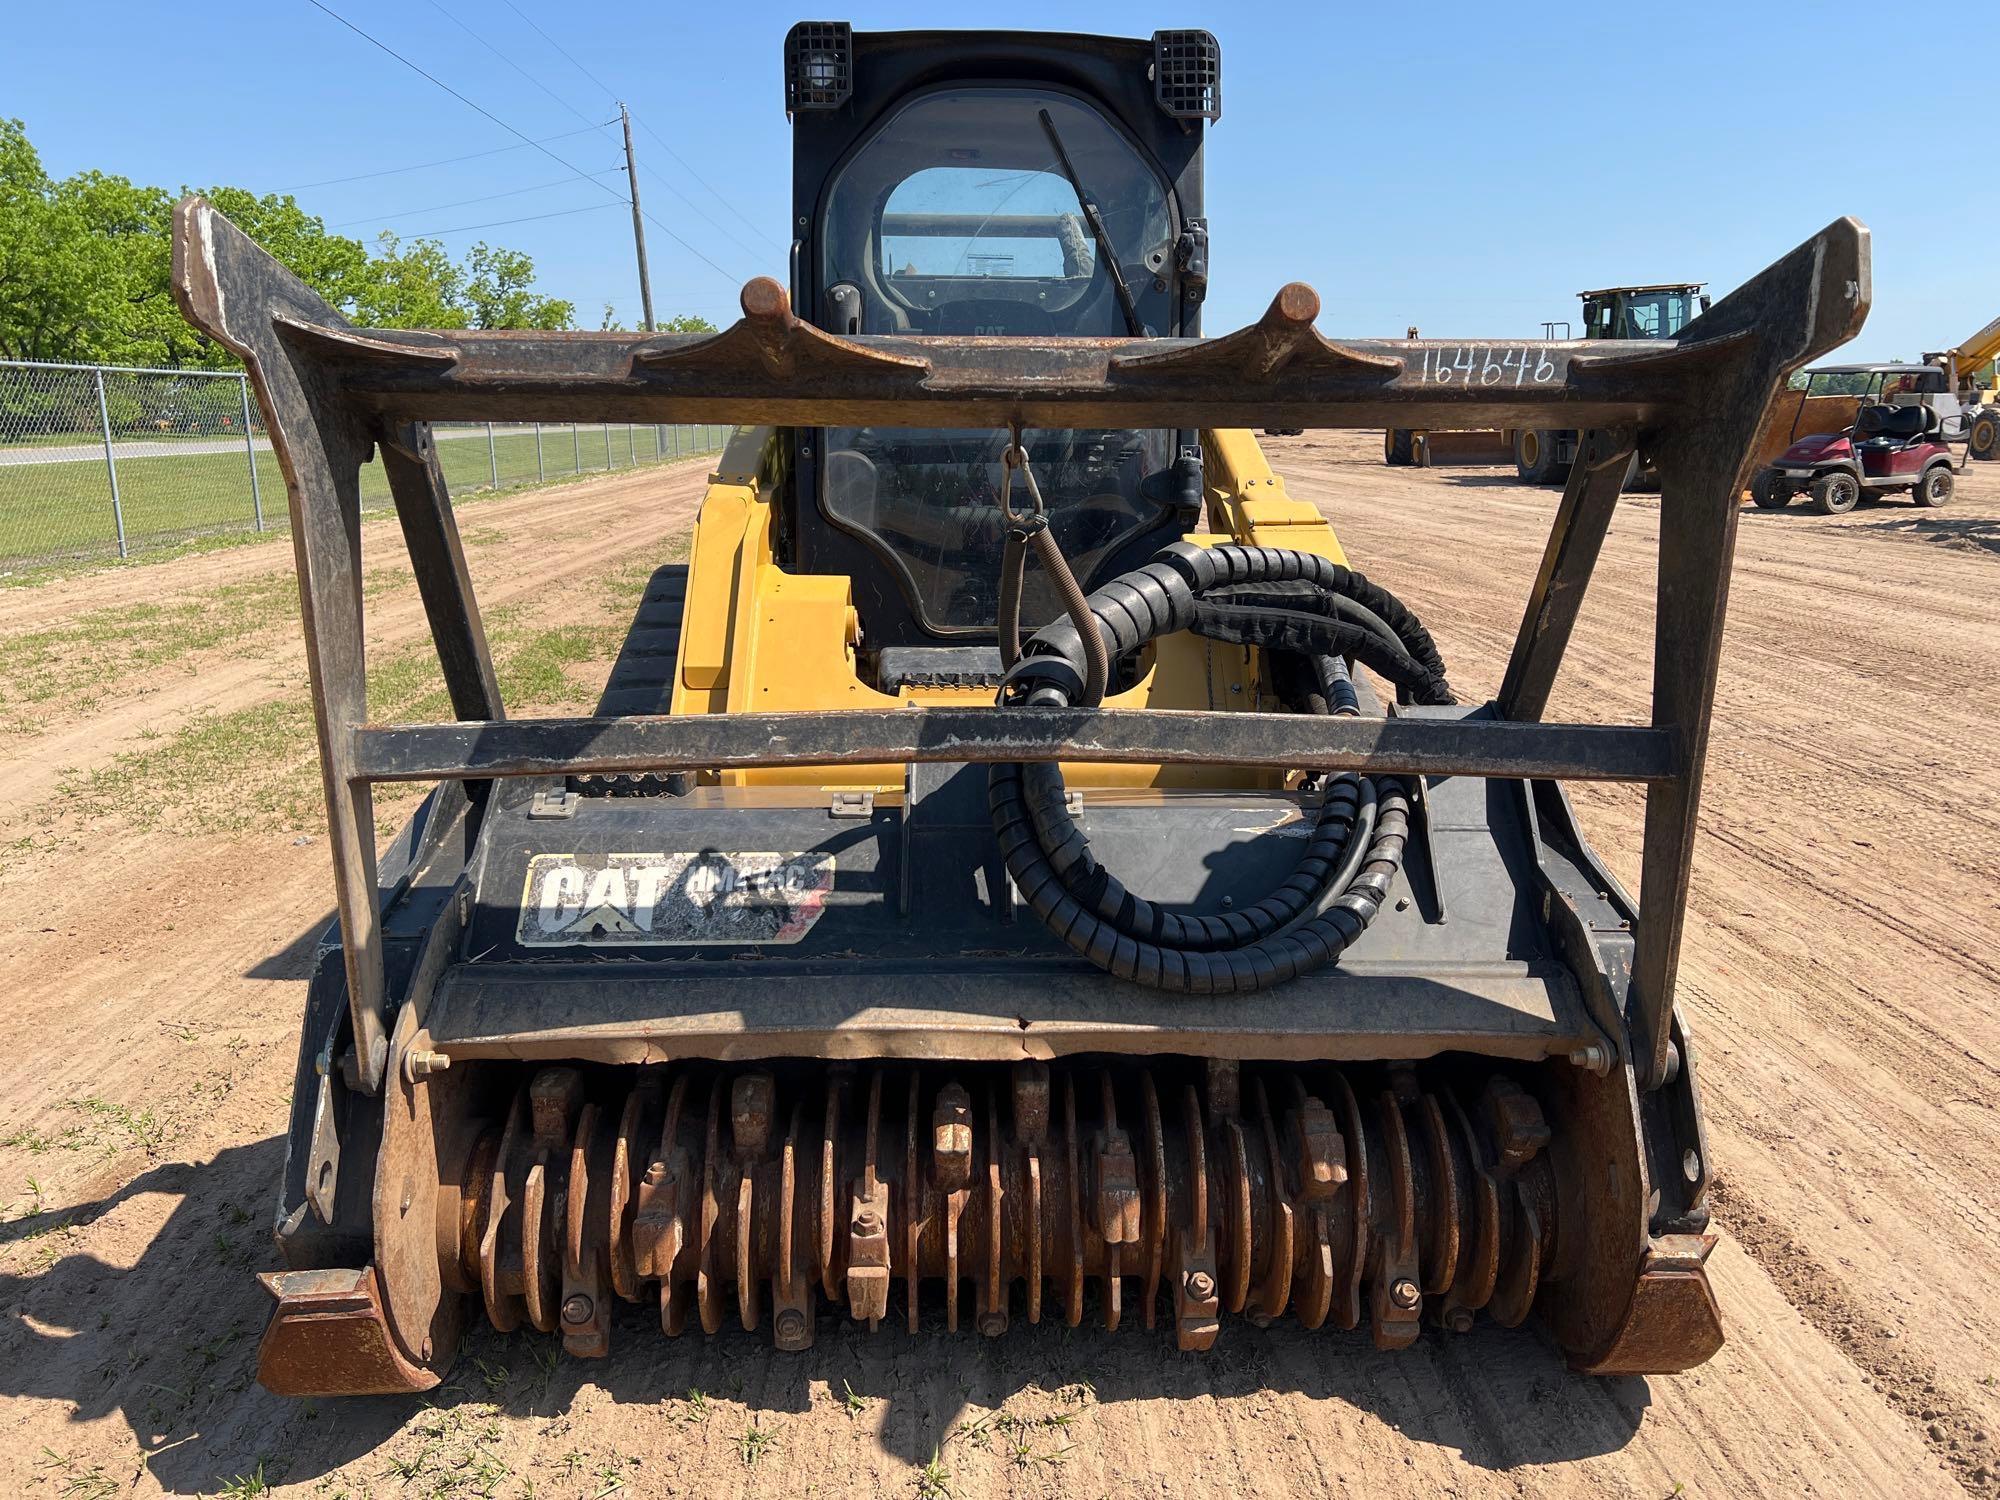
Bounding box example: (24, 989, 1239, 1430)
(989, 542, 1451, 994)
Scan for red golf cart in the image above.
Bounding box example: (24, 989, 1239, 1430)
(1752, 362, 1965, 514)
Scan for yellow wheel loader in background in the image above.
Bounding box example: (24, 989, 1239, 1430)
(169, 22, 1867, 1396)
(1925, 310, 2000, 460)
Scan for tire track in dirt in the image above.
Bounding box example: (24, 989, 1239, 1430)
(1280, 433, 2000, 1487)
(1713, 1176, 1998, 1497)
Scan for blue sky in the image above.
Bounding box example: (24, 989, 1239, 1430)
(9, 1, 1988, 358)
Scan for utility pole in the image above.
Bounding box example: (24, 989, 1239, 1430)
(620, 102, 657, 333)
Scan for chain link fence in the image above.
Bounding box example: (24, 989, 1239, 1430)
(0, 359, 732, 572)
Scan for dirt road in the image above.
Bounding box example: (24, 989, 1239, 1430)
(0, 437, 1993, 1499)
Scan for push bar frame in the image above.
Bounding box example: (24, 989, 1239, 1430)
(171, 199, 1868, 1096)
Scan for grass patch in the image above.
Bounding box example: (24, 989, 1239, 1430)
(60, 640, 451, 833)
(929, 1401, 1080, 1488)
(0, 445, 289, 564)
(0, 573, 297, 733)
(916, 1447, 954, 1499)
(64, 692, 319, 832)
(4, 1096, 169, 1159)
(36, 1448, 119, 1500)
(0, 424, 729, 571)
(214, 1462, 271, 1497)
(495, 621, 624, 707)
(735, 1424, 776, 1467)
(66, 1096, 169, 1156)
(0, 519, 296, 590)
(49, 529, 668, 835)
(53, 632, 617, 834)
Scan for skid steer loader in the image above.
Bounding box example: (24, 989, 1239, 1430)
(171, 23, 1867, 1397)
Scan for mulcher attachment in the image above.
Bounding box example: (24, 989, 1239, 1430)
(188, 192, 1861, 1397)
(440, 1059, 1563, 1357)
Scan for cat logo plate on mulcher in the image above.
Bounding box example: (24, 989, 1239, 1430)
(517, 851, 835, 947)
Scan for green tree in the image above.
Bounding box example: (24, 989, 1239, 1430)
(598, 307, 719, 333)
(0, 120, 151, 363)
(0, 116, 578, 367)
(354, 233, 469, 330)
(463, 241, 573, 329)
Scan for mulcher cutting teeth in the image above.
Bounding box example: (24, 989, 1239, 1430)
(445, 1060, 1557, 1356)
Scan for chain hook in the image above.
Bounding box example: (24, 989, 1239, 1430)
(998, 422, 1046, 527)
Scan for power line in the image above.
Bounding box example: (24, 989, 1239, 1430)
(495, 0, 621, 109)
(304, 0, 629, 205)
(423, 0, 605, 131)
(640, 205, 743, 287)
(632, 113, 787, 257)
(419, 0, 666, 319)
(470, 0, 780, 274)
(280, 121, 614, 191)
(487, 0, 783, 258)
(590, 298, 740, 312)
(330, 170, 623, 229)
(393, 201, 623, 239)
(303, 0, 746, 287)
(634, 158, 776, 269)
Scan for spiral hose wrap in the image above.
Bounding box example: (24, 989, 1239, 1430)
(990, 543, 1452, 994)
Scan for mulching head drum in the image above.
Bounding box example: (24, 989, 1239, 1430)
(439, 1057, 1562, 1357)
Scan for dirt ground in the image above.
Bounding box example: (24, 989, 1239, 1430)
(0, 436, 1994, 1499)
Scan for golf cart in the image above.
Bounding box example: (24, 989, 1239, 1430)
(1752, 362, 1965, 514)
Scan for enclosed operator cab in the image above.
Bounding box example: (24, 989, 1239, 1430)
(781, 24, 1218, 660)
(1577, 283, 1708, 342)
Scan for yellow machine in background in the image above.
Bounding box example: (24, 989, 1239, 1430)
(1385, 283, 1707, 484)
(1927, 312, 2000, 459)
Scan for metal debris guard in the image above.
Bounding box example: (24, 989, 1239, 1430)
(170, 198, 1870, 1104)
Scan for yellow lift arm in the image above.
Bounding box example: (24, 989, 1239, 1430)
(1928, 312, 2000, 398)
(1927, 313, 2000, 459)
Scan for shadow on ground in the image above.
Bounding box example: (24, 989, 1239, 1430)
(244, 915, 327, 981)
(1439, 474, 1530, 488)
(506, 1302, 1652, 1474)
(1856, 511, 2000, 556)
(1741, 496, 1943, 527)
(0, 1130, 1646, 1492)
(0, 1135, 400, 1493)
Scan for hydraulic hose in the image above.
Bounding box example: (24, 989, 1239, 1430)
(1317, 654, 1361, 717)
(990, 542, 1450, 994)
(997, 449, 1109, 704)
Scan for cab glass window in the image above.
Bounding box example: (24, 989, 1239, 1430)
(816, 88, 1180, 634)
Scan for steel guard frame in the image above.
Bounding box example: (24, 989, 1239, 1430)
(169, 199, 1870, 1100)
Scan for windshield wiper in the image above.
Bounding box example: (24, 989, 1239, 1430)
(1037, 109, 1146, 338)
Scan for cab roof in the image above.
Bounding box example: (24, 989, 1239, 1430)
(1576, 283, 1706, 298)
(1805, 362, 1934, 375)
